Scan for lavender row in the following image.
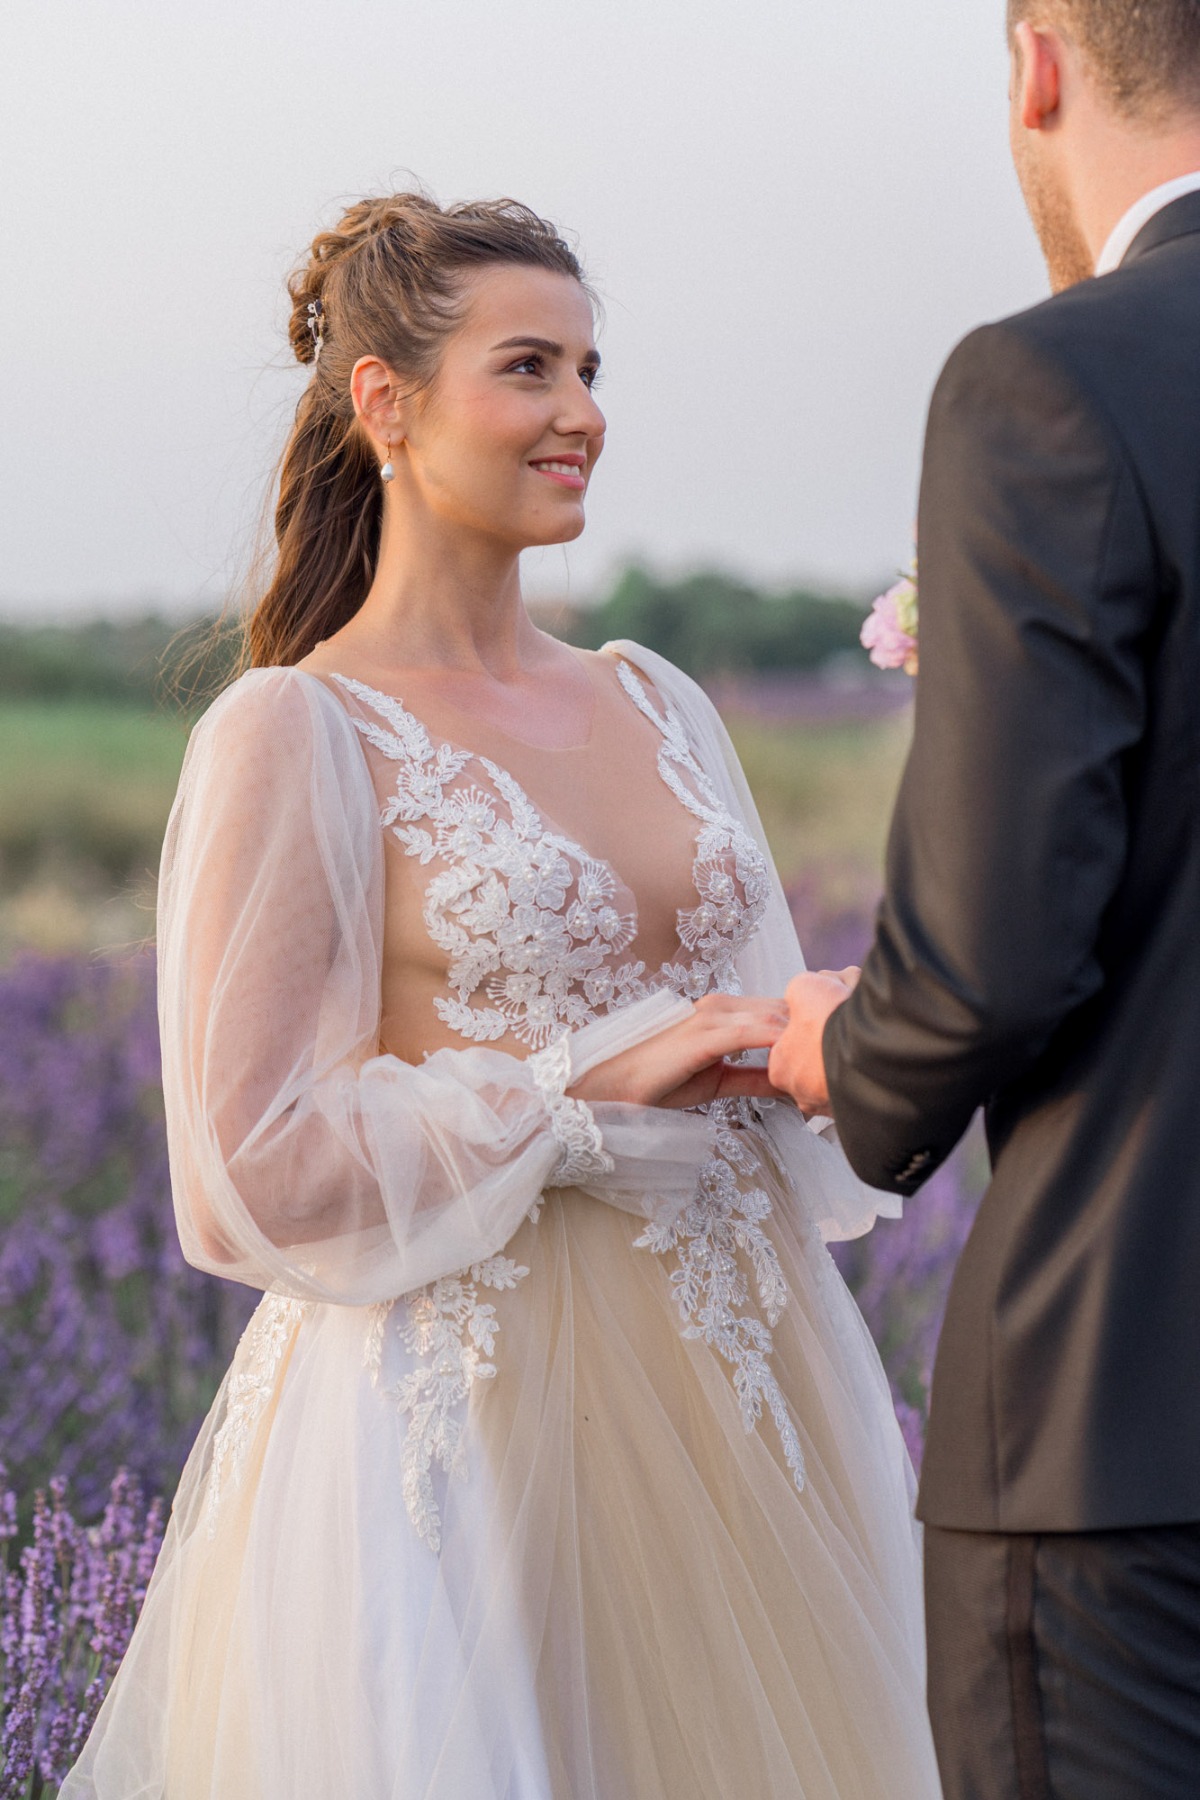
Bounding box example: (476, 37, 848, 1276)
(0, 953, 255, 1524)
(0, 1467, 163, 1797)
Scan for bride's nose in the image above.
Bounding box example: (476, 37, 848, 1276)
(555, 383, 606, 446)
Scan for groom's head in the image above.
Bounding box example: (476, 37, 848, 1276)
(1007, 0, 1200, 291)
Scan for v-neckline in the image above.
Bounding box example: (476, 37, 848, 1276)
(312, 659, 728, 972)
(304, 647, 613, 757)
(320, 654, 687, 833)
(287, 658, 764, 1048)
(322, 657, 690, 896)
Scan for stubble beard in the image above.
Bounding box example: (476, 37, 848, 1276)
(1014, 140, 1095, 293)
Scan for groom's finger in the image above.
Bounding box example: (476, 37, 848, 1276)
(811, 967, 861, 990)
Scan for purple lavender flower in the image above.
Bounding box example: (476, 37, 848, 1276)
(785, 876, 987, 1467)
(0, 1464, 164, 1792)
(786, 871, 878, 973)
(0, 952, 254, 1522)
(833, 1129, 986, 1468)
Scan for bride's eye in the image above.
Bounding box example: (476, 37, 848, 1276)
(581, 365, 602, 390)
(508, 353, 544, 377)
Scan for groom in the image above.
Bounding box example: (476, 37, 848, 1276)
(769, 4, 1200, 1796)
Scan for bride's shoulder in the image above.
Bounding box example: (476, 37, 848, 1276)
(183, 669, 368, 810)
(189, 665, 357, 767)
(177, 667, 378, 842)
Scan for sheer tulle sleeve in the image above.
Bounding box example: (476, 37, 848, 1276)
(604, 639, 904, 1243)
(157, 669, 707, 1306)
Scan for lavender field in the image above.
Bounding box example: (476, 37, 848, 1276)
(0, 685, 984, 1791)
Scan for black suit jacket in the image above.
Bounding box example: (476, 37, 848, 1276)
(824, 191, 1200, 1532)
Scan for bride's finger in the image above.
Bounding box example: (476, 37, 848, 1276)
(682, 1023, 786, 1073)
(693, 1005, 790, 1044)
(691, 994, 789, 1025)
(712, 1064, 789, 1099)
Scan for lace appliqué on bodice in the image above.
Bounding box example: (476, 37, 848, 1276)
(332, 660, 768, 1047)
(610, 659, 771, 1001)
(336, 660, 801, 1547)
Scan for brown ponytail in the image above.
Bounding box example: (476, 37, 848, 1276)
(246, 192, 587, 669)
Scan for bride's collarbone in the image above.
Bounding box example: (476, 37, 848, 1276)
(299, 644, 610, 755)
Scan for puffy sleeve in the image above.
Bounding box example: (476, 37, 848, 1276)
(601, 639, 903, 1243)
(157, 668, 706, 1306)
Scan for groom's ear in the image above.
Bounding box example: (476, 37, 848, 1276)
(1013, 21, 1064, 131)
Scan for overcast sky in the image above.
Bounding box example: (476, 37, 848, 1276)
(0, 0, 1047, 620)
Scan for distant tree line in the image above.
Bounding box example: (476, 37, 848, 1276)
(0, 569, 872, 705)
(0, 616, 226, 709)
(0, 615, 241, 705)
(558, 567, 870, 676)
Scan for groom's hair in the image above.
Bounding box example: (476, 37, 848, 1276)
(1007, 0, 1200, 118)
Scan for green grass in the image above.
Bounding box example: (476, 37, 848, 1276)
(0, 700, 188, 901)
(726, 710, 911, 886)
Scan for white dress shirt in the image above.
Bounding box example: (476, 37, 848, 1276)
(1095, 168, 1200, 275)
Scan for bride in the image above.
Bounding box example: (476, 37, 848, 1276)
(64, 192, 940, 1798)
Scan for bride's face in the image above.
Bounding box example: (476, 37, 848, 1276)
(396, 264, 606, 551)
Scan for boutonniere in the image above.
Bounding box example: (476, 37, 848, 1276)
(862, 553, 918, 677)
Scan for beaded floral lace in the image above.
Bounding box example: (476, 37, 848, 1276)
(334, 661, 802, 1547)
(527, 1032, 615, 1196)
(332, 661, 769, 1043)
(205, 1293, 311, 1538)
(363, 1257, 530, 1553)
(635, 1103, 806, 1490)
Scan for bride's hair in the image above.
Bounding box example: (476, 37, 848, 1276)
(247, 192, 587, 669)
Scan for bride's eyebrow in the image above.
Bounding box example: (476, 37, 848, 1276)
(492, 335, 602, 371)
(492, 335, 563, 355)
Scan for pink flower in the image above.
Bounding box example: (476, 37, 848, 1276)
(861, 566, 919, 676)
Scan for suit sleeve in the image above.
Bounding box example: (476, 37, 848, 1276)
(823, 320, 1156, 1194)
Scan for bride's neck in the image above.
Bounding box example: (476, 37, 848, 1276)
(346, 499, 537, 677)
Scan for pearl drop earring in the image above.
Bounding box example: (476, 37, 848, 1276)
(380, 439, 395, 484)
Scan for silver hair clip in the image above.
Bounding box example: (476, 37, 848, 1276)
(307, 299, 325, 363)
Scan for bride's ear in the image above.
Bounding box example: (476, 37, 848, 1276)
(351, 356, 407, 455)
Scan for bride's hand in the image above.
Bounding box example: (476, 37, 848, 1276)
(568, 994, 791, 1111)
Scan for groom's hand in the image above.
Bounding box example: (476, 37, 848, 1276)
(768, 970, 860, 1115)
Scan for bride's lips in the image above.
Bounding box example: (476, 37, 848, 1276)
(528, 454, 587, 491)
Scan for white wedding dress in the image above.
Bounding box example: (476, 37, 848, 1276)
(63, 640, 941, 1798)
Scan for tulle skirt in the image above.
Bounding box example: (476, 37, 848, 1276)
(63, 1121, 941, 1798)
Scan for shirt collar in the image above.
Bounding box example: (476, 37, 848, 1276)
(1095, 169, 1200, 276)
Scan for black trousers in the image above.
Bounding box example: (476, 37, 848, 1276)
(925, 1521, 1200, 1799)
